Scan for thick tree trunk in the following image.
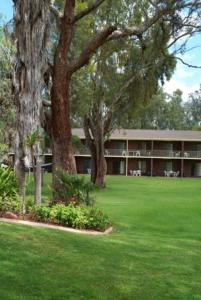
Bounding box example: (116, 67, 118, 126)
(50, 1, 77, 201)
(51, 76, 76, 198)
(84, 115, 107, 187)
(13, 0, 50, 209)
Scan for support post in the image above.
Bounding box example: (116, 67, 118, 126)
(181, 141, 184, 177)
(126, 139, 128, 176)
(151, 140, 154, 177)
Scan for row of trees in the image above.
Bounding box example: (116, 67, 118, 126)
(124, 88, 201, 130)
(1, 1, 201, 205)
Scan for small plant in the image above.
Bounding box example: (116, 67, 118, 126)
(0, 167, 18, 200)
(55, 171, 95, 205)
(86, 207, 111, 231)
(31, 205, 51, 222)
(0, 167, 20, 214)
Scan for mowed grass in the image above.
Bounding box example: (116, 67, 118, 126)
(0, 176, 201, 300)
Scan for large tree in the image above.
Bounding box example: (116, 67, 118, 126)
(50, 0, 201, 195)
(12, 0, 50, 209)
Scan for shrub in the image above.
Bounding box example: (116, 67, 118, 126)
(55, 171, 95, 206)
(0, 196, 20, 215)
(31, 205, 51, 222)
(0, 167, 19, 214)
(86, 207, 111, 231)
(31, 204, 111, 231)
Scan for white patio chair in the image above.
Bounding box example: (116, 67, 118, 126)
(87, 168, 91, 174)
(174, 171, 180, 177)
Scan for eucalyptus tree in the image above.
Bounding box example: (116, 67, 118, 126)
(70, 0, 201, 187)
(48, 0, 201, 194)
(11, 0, 201, 197)
(12, 0, 50, 209)
(71, 12, 177, 186)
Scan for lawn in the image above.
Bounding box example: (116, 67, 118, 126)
(0, 176, 201, 300)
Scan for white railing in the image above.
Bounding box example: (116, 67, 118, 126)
(74, 148, 201, 158)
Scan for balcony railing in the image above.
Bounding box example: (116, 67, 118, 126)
(74, 148, 201, 159)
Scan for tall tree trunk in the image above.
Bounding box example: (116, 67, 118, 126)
(50, 0, 77, 200)
(84, 115, 107, 187)
(51, 75, 76, 199)
(13, 0, 50, 209)
(94, 138, 107, 187)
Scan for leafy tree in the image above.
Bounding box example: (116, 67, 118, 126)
(49, 0, 201, 192)
(185, 85, 201, 128)
(126, 88, 187, 130)
(10, 0, 201, 195)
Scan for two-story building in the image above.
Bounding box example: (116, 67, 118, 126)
(71, 128, 201, 177)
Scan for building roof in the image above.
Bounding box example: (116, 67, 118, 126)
(72, 128, 201, 141)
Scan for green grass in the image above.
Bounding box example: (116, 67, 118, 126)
(0, 176, 201, 300)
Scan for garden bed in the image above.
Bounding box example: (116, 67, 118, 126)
(0, 217, 113, 235)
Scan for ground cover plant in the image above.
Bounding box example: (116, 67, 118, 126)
(0, 176, 201, 300)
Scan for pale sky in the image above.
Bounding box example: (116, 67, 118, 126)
(0, 0, 201, 102)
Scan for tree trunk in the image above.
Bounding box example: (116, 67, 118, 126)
(13, 0, 50, 209)
(84, 115, 107, 187)
(51, 73, 77, 200)
(15, 155, 26, 214)
(50, 1, 77, 201)
(94, 134, 107, 188)
(34, 154, 42, 205)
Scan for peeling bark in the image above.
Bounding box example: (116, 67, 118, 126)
(13, 0, 50, 207)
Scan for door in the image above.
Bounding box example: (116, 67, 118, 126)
(112, 160, 125, 175)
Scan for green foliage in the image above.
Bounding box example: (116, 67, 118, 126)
(26, 129, 42, 148)
(0, 195, 20, 215)
(31, 203, 111, 231)
(72, 135, 85, 153)
(86, 207, 111, 231)
(124, 88, 187, 130)
(0, 19, 16, 146)
(0, 167, 18, 199)
(0, 167, 19, 214)
(0, 143, 8, 163)
(56, 171, 94, 205)
(31, 205, 51, 222)
(185, 85, 201, 128)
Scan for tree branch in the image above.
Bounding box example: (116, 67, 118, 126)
(68, 26, 117, 73)
(175, 56, 201, 68)
(73, 0, 106, 24)
(104, 74, 139, 135)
